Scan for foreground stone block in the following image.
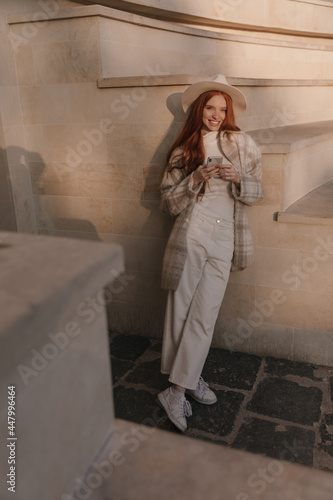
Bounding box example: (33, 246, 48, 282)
(75, 418, 333, 500)
(0, 231, 124, 500)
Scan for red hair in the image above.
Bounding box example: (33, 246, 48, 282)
(165, 90, 240, 176)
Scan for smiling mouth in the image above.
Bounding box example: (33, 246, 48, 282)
(209, 120, 220, 126)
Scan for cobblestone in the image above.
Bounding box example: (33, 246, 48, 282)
(109, 332, 333, 472)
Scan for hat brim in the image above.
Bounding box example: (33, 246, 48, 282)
(182, 80, 247, 118)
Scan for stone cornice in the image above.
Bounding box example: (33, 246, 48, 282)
(7, 5, 333, 53)
(71, 0, 333, 39)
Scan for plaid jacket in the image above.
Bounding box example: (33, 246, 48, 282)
(160, 131, 264, 290)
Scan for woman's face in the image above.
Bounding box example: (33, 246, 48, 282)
(201, 94, 227, 134)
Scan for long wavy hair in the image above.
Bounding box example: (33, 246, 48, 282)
(165, 91, 240, 180)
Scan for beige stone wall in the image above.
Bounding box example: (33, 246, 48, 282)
(1, 0, 333, 364)
(218, 151, 333, 364)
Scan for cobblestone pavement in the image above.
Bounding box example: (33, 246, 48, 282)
(109, 332, 333, 472)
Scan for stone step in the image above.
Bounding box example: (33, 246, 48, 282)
(278, 180, 333, 224)
(73, 418, 333, 500)
(0, 231, 124, 500)
(249, 120, 333, 210)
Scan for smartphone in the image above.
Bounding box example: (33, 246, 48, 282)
(207, 156, 231, 179)
(207, 156, 231, 166)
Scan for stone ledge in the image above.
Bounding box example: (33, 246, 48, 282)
(6, 4, 110, 24)
(277, 213, 333, 225)
(277, 180, 333, 225)
(77, 418, 333, 500)
(0, 231, 124, 380)
(97, 74, 202, 89)
(249, 119, 333, 153)
(0, 231, 124, 334)
(98, 74, 333, 89)
(289, 0, 333, 7)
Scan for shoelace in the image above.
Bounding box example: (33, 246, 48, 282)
(183, 398, 192, 418)
(197, 376, 209, 396)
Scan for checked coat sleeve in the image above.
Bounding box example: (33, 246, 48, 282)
(221, 132, 264, 271)
(160, 162, 202, 216)
(159, 155, 203, 290)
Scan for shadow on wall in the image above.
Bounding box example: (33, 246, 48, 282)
(105, 91, 187, 335)
(1, 146, 102, 241)
(140, 91, 186, 244)
(0, 147, 16, 232)
(148, 91, 186, 169)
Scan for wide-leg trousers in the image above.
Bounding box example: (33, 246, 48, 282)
(161, 209, 234, 390)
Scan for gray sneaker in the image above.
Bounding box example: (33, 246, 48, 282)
(187, 376, 217, 405)
(158, 387, 192, 432)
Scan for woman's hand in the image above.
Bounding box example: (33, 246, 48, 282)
(192, 164, 220, 188)
(219, 164, 241, 187)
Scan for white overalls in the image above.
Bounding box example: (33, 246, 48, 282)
(161, 131, 235, 390)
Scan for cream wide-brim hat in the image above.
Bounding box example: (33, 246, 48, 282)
(182, 74, 247, 117)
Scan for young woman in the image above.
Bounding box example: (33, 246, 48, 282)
(157, 75, 264, 432)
